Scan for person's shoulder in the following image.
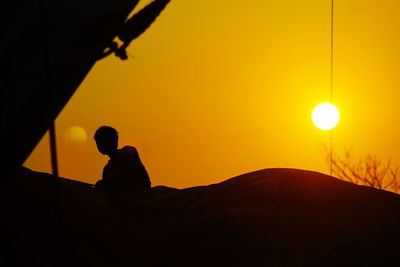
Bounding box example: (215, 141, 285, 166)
(119, 146, 138, 156)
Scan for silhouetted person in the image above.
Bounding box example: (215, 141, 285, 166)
(94, 126, 151, 194)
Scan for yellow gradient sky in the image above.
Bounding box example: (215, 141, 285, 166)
(24, 0, 400, 188)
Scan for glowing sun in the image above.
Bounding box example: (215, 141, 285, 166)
(312, 103, 340, 130)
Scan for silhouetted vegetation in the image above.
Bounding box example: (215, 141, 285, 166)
(324, 146, 400, 193)
(100, 0, 171, 60)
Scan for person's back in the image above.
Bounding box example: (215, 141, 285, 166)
(94, 126, 151, 195)
(102, 145, 151, 192)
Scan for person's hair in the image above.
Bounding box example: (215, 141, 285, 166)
(94, 126, 118, 141)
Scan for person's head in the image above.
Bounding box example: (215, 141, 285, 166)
(94, 126, 118, 156)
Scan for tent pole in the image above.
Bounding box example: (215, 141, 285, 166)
(49, 122, 59, 177)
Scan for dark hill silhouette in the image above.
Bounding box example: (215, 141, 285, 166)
(5, 168, 400, 266)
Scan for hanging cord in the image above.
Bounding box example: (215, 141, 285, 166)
(329, 0, 334, 176)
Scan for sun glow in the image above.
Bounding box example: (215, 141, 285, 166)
(312, 103, 340, 130)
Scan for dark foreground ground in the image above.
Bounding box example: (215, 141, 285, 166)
(3, 167, 400, 266)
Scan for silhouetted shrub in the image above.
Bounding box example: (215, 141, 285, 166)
(323, 146, 399, 193)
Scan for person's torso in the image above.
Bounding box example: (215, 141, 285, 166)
(102, 146, 151, 189)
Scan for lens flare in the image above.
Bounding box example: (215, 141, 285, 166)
(65, 126, 88, 143)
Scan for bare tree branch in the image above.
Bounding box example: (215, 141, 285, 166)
(322, 146, 399, 193)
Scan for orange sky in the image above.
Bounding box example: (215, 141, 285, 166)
(24, 0, 400, 188)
